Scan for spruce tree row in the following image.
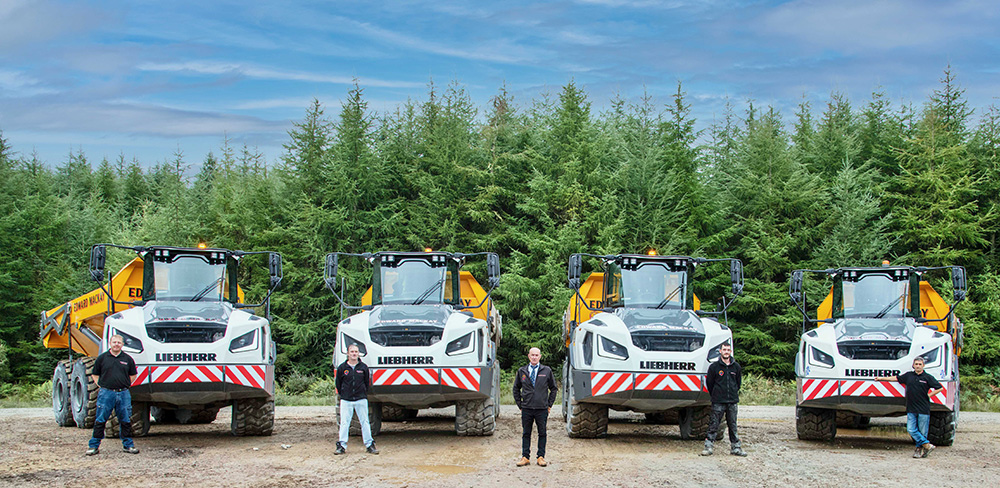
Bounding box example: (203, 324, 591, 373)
(1, 71, 997, 396)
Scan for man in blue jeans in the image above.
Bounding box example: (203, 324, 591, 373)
(877, 357, 944, 458)
(86, 335, 140, 455)
(334, 344, 378, 455)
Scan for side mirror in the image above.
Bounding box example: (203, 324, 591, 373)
(952, 266, 967, 301)
(268, 253, 283, 289)
(568, 254, 582, 289)
(89, 245, 107, 282)
(790, 270, 804, 304)
(325, 253, 339, 287)
(487, 253, 501, 289)
(730, 260, 744, 295)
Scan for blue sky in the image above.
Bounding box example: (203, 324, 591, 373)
(1, 0, 997, 170)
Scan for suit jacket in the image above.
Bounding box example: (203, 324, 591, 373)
(512, 363, 558, 409)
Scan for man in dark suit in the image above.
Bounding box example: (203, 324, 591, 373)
(513, 347, 558, 467)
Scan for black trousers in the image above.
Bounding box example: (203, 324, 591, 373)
(521, 408, 548, 458)
(706, 403, 740, 446)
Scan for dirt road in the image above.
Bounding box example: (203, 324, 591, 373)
(1, 405, 998, 487)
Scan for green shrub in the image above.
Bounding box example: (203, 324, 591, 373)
(305, 376, 337, 398)
(280, 370, 316, 395)
(740, 373, 796, 406)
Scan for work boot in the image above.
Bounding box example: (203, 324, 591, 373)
(516, 457, 530, 467)
(334, 443, 346, 455)
(700, 442, 713, 456)
(921, 443, 935, 458)
(85, 448, 99, 456)
(730, 447, 747, 457)
(366, 443, 380, 455)
(912, 447, 923, 458)
(123, 446, 140, 454)
(537, 456, 548, 467)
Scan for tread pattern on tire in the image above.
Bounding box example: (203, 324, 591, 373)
(53, 360, 75, 427)
(231, 398, 274, 436)
(927, 410, 956, 446)
(71, 357, 98, 429)
(835, 411, 871, 429)
(381, 404, 410, 422)
(567, 401, 609, 438)
(187, 407, 220, 424)
(455, 397, 496, 436)
(796, 406, 837, 441)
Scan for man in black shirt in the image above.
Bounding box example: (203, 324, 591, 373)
(512, 347, 557, 467)
(701, 342, 746, 457)
(86, 334, 139, 455)
(334, 344, 378, 455)
(877, 356, 944, 458)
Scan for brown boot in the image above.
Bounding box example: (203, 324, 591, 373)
(537, 456, 548, 467)
(516, 457, 530, 467)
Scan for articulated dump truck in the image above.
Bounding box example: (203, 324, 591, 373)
(562, 252, 744, 438)
(40, 244, 282, 437)
(325, 250, 501, 436)
(789, 263, 967, 444)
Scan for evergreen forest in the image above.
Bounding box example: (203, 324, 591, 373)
(1, 71, 998, 399)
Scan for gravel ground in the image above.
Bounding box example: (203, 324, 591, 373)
(1, 405, 998, 487)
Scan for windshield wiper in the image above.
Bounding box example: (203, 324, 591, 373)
(872, 293, 906, 319)
(412, 281, 443, 305)
(190, 277, 224, 302)
(655, 285, 684, 309)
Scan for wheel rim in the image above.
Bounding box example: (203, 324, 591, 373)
(72, 376, 85, 415)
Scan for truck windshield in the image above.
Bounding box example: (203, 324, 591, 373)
(621, 264, 687, 309)
(380, 261, 448, 305)
(842, 275, 909, 319)
(153, 255, 228, 302)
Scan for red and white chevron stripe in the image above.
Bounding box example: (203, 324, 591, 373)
(840, 380, 905, 398)
(931, 383, 951, 406)
(131, 366, 150, 386)
(634, 373, 702, 392)
(225, 365, 267, 390)
(441, 368, 481, 391)
(372, 368, 439, 386)
(151, 365, 224, 384)
(801, 378, 839, 401)
(590, 372, 633, 396)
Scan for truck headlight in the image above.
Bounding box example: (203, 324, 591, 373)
(446, 332, 475, 356)
(113, 329, 143, 354)
(229, 330, 258, 353)
(598, 336, 629, 360)
(808, 346, 835, 368)
(920, 346, 942, 368)
(340, 334, 367, 356)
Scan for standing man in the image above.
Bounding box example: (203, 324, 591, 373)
(701, 342, 746, 457)
(876, 357, 944, 458)
(513, 347, 558, 467)
(334, 344, 379, 455)
(86, 334, 140, 455)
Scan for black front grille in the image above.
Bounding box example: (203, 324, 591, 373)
(370, 327, 442, 347)
(146, 322, 227, 343)
(630, 332, 704, 352)
(837, 341, 910, 360)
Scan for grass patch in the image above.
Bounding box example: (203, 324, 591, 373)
(0, 381, 51, 408)
(740, 373, 796, 406)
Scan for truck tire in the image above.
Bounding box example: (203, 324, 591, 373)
(337, 398, 382, 437)
(70, 358, 98, 428)
(231, 398, 274, 436)
(52, 360, 75, 427)
(381, 404, 417, 422)
(679, 406, 724, 440)
(187, 407, 220, 424)
(644, 410, 679, 425)
(561, 359, 569, 422)
(151, 406, 177, 424)
(927, 411, 956, 446)
(455, 397, 496, 436)
(107, 402, 150, 438)
(565, 371, 608, 438)
(796, 406, 836, 441)
(835, 411, 871, 429)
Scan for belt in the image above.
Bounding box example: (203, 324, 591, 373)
(103, 387, 129, 392)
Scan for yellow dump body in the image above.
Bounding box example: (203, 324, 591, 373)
(361, 271, 497, 321)
(816, 281, 959, 354)
(563, 272, 700, 347)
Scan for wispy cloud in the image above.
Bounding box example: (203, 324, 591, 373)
(0, 69, 57, 96)
(136, 61, 424, 89)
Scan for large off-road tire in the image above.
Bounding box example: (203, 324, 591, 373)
(679, 406, 724, 440)
(565, 371, 608, 438)
(455, 397, 496, 436)
(928, 411, 957, 446)
(151, 406, 177, 424)
(645, 410, 680, 425)
(336, 398, 382, 437)
(381, 404, 417, 422)
(231, 398, 274, 436)
(796, 406, 836, 441)
(52, 360, 75, 427)
(187, 407, 220, 424)
(70, 358, 98, 428)
(107, 402, 150, 438)
(835, 411, 871, 429)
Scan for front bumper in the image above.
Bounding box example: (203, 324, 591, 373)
(570, 370, 711, 411)
(365, 364, 498, 409)
(128, 364, 274, 406)
(797, 378, 957, 416)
